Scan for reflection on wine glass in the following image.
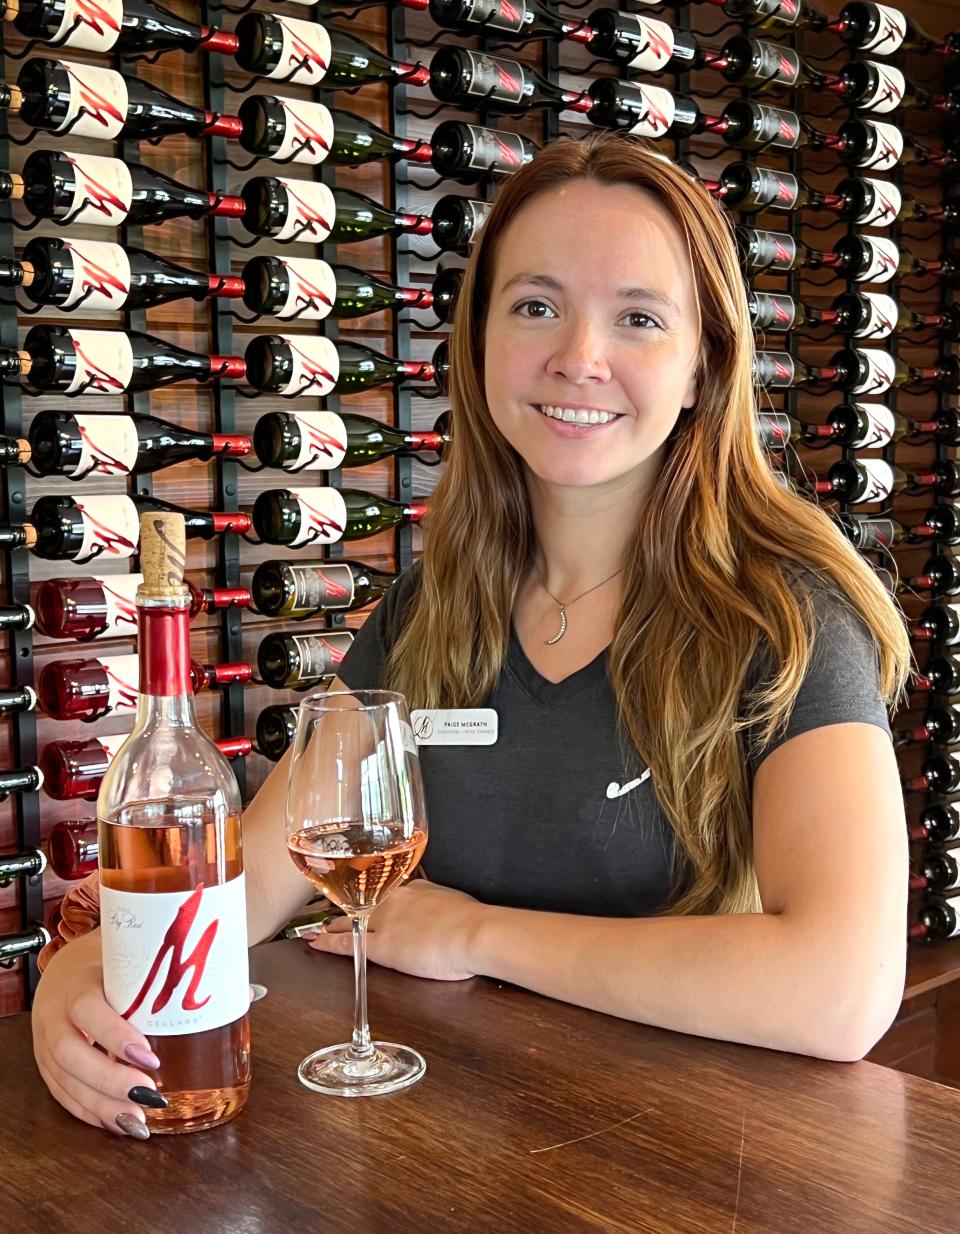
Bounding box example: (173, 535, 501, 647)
(284, 688, 429, 1097)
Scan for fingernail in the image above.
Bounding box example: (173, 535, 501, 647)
(128, 1086, 168, 1109)
(249, 983, 268, 1002)
(301, 932, 318, 942)
(115, 1112, 150, 1140)
(123, 1043, 160, 1069)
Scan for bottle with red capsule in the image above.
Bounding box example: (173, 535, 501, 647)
(428, 46, 593, 116)
(904, 752, 960, 795)
(894, 704, 960, 747)
(238, 179, 433, 247)
(911, 604, 960, 648)
(243, 336, 435, 400)
(239, 257, 447, 323)
(1, 0, 239, 58)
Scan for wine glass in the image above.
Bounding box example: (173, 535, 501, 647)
(284, 689, 429, 1097)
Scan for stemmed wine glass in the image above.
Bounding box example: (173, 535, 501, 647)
(284, 689, 429, 1097)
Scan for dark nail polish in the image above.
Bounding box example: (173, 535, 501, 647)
(115, 1112, 150, 1140)
(128, 1085, 168, 1109)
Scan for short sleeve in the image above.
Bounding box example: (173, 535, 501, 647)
(336, 563, 422, 691)
(743, 581, 893, 777)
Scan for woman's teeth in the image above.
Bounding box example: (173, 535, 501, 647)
(537, 405, 619, 425)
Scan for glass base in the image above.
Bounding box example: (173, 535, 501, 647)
(298, 1042, 426, 1098)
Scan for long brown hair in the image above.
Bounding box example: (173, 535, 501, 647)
(387, 130, 912, 916)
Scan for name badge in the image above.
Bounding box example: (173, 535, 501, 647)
(411, 708, 498, 746)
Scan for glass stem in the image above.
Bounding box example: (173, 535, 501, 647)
(349, 914, 374, 1059)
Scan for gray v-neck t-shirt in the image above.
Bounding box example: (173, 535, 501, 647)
(337, 565, 892, 918)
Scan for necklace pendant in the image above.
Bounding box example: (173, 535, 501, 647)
(545, 605, 567, 645)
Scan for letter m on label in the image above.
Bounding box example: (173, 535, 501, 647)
(123, 884, 218, 1019)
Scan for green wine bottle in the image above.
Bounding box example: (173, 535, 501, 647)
(252, 559, 397, 617)
(253, 409, 449, 470)
(251, 487, 428, 547)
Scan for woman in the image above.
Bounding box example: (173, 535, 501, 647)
(31, 132, 912, 1139)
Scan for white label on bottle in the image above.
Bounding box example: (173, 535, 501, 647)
(288, 487, 348, 547)
(855, 237, 899, 284)
(851, 403, 896, 447)
(280, 335, 339, 398)
(849, 349, 896, 395)
(64, 329, 135, 395)
(271, 15, 332, 85)
(620, 14, 676, 71)
(851, 292, 899, 340)
(286, 410, 347, 470)
(276, 177, 336, 243)
(289, 632, 353, 680)
(75, 494, 140, 562)
(857, 459, 895, 503)
(855, 178, 902, 228)
(856, 120, 904, 171)
(99, 653, 140, 713)
(464, 198, 492, 238)
(62, 240, 131, 311)
(101, 875, 249, 1036)
(858, 4, 908, 53)
(72, 414, 139, 478)
(273, 97, 334, 165)
(624, 84, 677, 138)
(64, 151, 133, 227)
(53, 0, 123, 51)
(277, 257, 336, 321)
(99, 572, 143, 637)
(57, 61, 129, 141)
(856, 62, 906, 114)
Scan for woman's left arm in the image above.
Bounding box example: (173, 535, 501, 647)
(309, 720, 908, 1062)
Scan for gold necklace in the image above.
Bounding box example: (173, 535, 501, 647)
(536, 565, 624, 645)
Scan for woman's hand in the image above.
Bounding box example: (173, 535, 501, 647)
(303, 879, 482, 982)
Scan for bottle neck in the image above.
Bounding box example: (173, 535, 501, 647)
(136, 596, 196, 709)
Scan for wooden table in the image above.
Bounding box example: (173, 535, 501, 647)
(3, 939, 960, 1234)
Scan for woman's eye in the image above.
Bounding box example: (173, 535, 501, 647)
(513, 299, 557, 319)
(621, 311, 660, 329)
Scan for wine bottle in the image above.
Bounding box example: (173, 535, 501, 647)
(913, 604, 960, 647)
(428, 46, 592, 115)
(237, 97, 434, 168)
(909, 410, 960, 445)
(233, 15, 430, 90)
(0, 237, 244, 313)
(719, 0, 828, 33)
(0, 925, 50, 964)
(253, 410, 448, 471)
(700, 164, 923, 221)
(0, 685, 38, 716)
(747, 291, 836, 332)
(28, 412, 252, 479)
(47, 819, 98, 880)
(14, 57, 242, 143)
(19, 148, 246, 229)
(240, 257, 437, 322)
(919, 805, 960, 844)
(905, 753, 960, 794)
(251, 487, 428, 548)
(906, 558, 960, 600)
(832, 177, 955, 228)
(895, 704, 960, 746)
(0, 601, 34, 634)
(256, 629, 354, 689)
(431, 194, 492, 253)
(835, 513, 920, 551)
(41, 733, 252, 801)
(0, 847, 45, 883)
(251, 559, 396, 618)
(813, 460, 960, 505)
(830, 292, 958, 341)
(2, 0, 239, 58)
(34, 572, 250, 641)
(6, 326, 245, 395)
(735, 228, 950, 284)
(97, 513, 250, 1132)
(828, 2, 956, 56)
(915, 505, 960, 546)
(256, 704, 298, 762)
(914, 655, 960, 699)
(585, 10, 698, 72)
(834, 118, 958, 173)
(30, 494, 251, 563)
(753, 348, 948, 396)
(914, 852, 960, 895)
(429, 121, 538, 182)
(238, 178, 432, 246)
(800, 402, 904, 449)
(0, 765, 43, 795)
(431, 0, 593, 41)
(0, 523, 37, 550)
(243, 336, 435, 399)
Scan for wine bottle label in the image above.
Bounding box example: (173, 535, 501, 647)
(854, 178, 902, 227)
(618, 14, 676, 71)
(623, 84, 676, 137)
(748, 104, 801, 149)
(57, 61, 129, 141)
(849, 349, 896, 395)
(288, 632, 353, 679)
(855, 237, 899, 284)
(101, 874, 249, 1036)
(278, 335, 340, 398)
(287, 563, 356, 610)
(285, 410, 347, 470)
(63, 329, 134, 395)
(749, 40, 801, 87)
(850, 292, 899, 340)
(856, 459, 895, 502)
(849, 403, 897, 447)
(53, 0, 123, 51)
(277, 257, 336, 321)
(855, 62, 906, 114)
(273, 97, 334, 164)
(462, 198, 493, 237)
(746, 168, 799, 210)
(72, 414, 139, 477)
(458, 0, 528, 32)
(100, 653, 140, 713)
(100, 732, 130, 760)
(757, 412, 792, 449)
(63, 152, 133, 227)
(741, 229, 797, 273)
(271, 15, 332, 85)
(100, 572, 142, 637)
(857, 4, 908, 53)
(62, 240, 131, 311)
(749, 0, 801, 24)
(75, 495, 140, 561)
(849, 517, 896, 551)
(749, 292, 796, 330)
(287, 487, 347, 546)
(275, 177, 336, 243)
(463, 126, 529, 173)
(753, 352, 794, 389)
(855, 120, 904, 171)
(462, 51, 527, 105)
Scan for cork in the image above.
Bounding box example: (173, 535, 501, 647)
(19, 260, 33, 287)
(14, 437, 29, 465)
(138, 512, 188, 600)
(3, 0, 20, 20)
(16, 350, 31, 377)
(7, 85, 22, 113)
(8, 173, 23, 201)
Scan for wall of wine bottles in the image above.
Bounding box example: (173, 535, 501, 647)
(0, 0, 958, 1064)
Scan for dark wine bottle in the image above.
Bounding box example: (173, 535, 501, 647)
(253, 409, 448, 471)
(585, 9, 699, 73)
(429, 121, 538, 182)
(0, 685, 37, 715)
(720, 0, 828, 33)
(904, 753, 960, 794)
(830, 291, 955, 341)
(0, 237, 243, 312)
(431, 194, 492, 252)
(0, 924, 50, 963)
(240, 256, 436, 322)
(813, 460, 958, 505)
(429, 46, 592, 115)
(237, 97, 434, 168)
(243, 336, 435, 399)
(251, 487, 428, 548)
(0, 765, 42, 795)
(256, 704, 298, 761)
(256, 630, 354, 689)
(800, 401, 903, 448)
(828, 2, 955, 56)
(0, 847, 44, 883)
(834, 117, 958, 173)
(252, 559, 396, 618)
(835, 513, 917, 551)
(431, 0, 593, 41)
(914, 605, 960, 648)
(2, 0, 238, 58)
(239, 178, 432, 246)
